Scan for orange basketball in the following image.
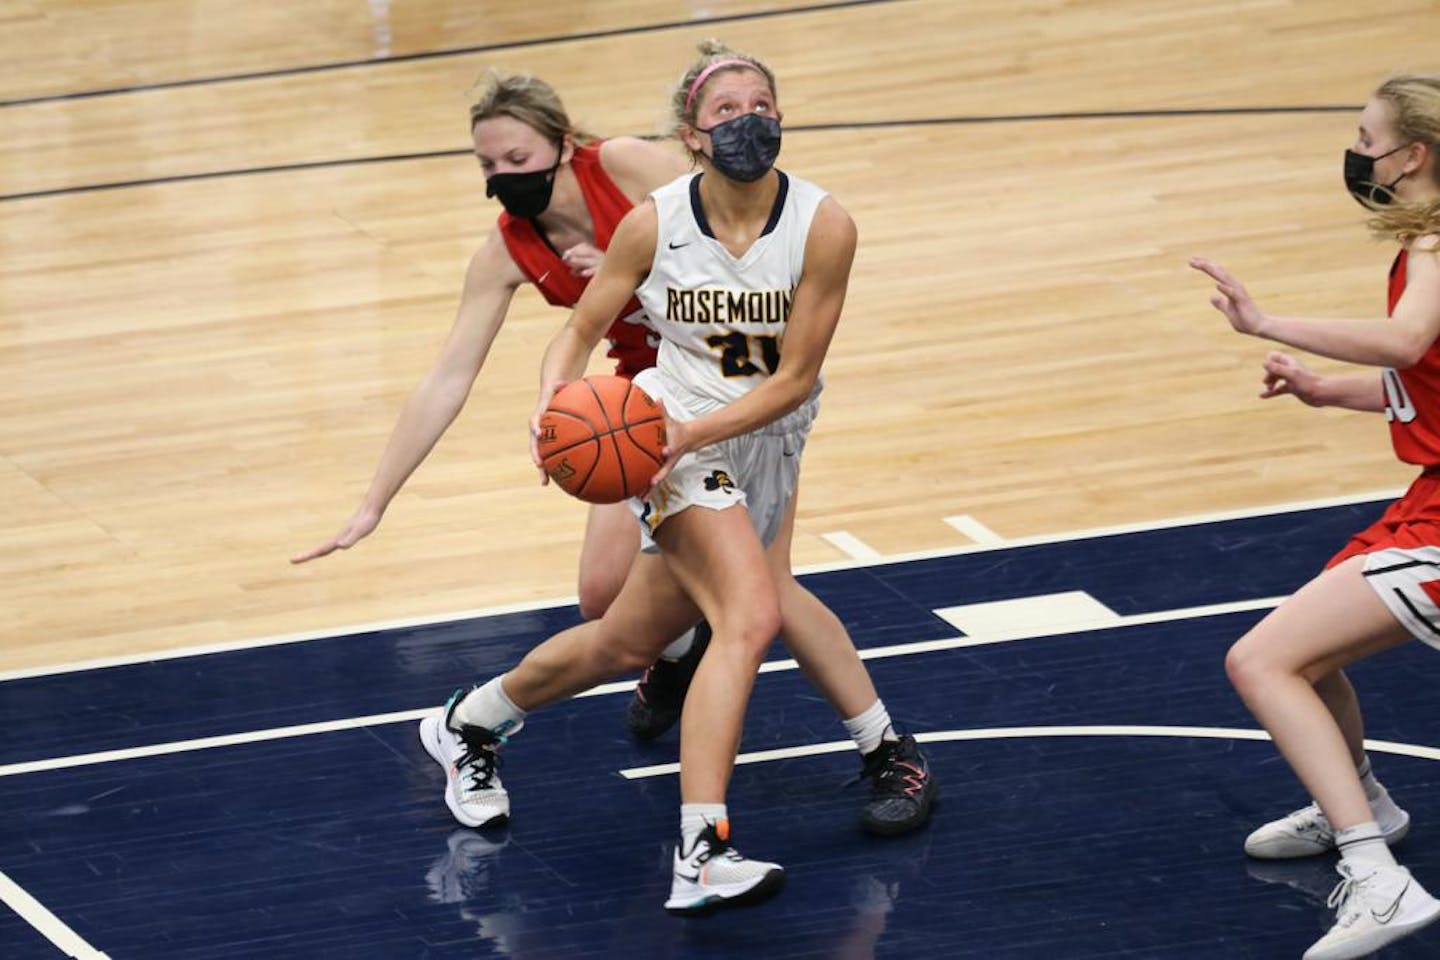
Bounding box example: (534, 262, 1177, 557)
(537, 375, 666, 504)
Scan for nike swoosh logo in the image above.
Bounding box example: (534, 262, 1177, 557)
(667, 240, 690, 249)
(1372, 880, 1410, 924)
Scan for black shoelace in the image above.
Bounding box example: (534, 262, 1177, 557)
(455, 729, 501, 791)
(687, 824, 740, 866)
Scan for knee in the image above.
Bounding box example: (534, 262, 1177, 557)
(721, 600, 782, 666)
(583, 620, 668, 675)
(608, 643, 658, 674)
(1225, 635, 1290, 695)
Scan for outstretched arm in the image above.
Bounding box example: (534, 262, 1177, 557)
(1191, 244, 1440, 368)
(293, 229, 523, 562)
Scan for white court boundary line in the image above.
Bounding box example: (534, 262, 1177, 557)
(0, 488, 1398, 683)
(819, 530, 883, 560)
(0, 595, 1285, 780)
(619, 726, 1440, 779)
(0, 869, 110, 959)
(943, 514, 1006, 546)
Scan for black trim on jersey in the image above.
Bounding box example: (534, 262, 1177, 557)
(1363, 559, 1438, 577)
(688, 174, 714, 239)
(688, 171, 790, 242)
(761, 171, 790, 237)
(1393, 588, 1440, 639)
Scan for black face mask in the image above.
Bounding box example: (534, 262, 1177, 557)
(1343, 143, 1409, 208)
(697, 114, 782, 183)
(485, 148, 563, 218)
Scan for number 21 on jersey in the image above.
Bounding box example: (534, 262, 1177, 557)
(706, 332, 781, 378)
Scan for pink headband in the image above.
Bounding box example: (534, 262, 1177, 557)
(684, 58, 758, 113)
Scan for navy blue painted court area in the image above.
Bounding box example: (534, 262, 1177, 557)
(6, 497, 1440, 959)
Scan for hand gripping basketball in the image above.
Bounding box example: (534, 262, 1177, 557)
(536, 375, 667, 503)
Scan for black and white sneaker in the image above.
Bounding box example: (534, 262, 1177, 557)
(626, 623, 711, 741)
(1304, 862, 1440, 959)
(1245, 798, 1410, 860)
(858, 735, 937, 837)
(664, 820, 785, 916)
(419, 689, 510, 828)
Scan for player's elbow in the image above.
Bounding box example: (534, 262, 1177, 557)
(1390, 334, 1432, 369)
(420, 367, 475, 415)
(772, 368, 818, 414)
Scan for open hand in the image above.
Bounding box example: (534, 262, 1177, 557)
(291, 507, 382, 563)
(1190, 256, 1269, 336)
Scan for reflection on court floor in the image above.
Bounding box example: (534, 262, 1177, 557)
(4, 496, 1440, 958)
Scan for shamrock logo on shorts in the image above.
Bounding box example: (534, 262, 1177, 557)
(704, 470, 736, 494)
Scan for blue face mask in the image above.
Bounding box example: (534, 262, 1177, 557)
(697, 114, 782, 183)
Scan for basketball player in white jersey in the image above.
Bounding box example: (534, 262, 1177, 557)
(425, 41, 937, 914)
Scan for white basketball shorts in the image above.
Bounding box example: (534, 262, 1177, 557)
(629, 366, 818, 552)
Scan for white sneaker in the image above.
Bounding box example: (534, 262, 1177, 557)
(1303, 862, 1440, 959)
(663, 820, 785, 916)
(1245, 798, 1410, 860)
(419, 697, 509, 829)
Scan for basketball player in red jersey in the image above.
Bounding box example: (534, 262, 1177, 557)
(291, 73, 705, 739)
(1192, 74, 1440, 960)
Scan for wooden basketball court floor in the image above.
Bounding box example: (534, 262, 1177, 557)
(4, 1, 1440, 957)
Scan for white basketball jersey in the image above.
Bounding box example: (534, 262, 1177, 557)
(635, 171, 828, 413)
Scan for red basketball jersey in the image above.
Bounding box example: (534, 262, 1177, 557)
(497, 142, 657, 379)
(1384, 250, 1440, 465)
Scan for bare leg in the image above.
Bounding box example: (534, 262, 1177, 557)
(1314, 669, 1368, 769)
(654, 504, 782, 804)
(575, 501, 641, 620)
(766, 491, 878, 719)
(1225, 556, 1412, 831)
(502, 551, 699, 710)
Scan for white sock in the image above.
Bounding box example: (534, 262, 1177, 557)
(1337, 821, 1397, 872)
(1356, 756, 1406, 829)
(843, 700, 899, 756)
(452, 676, 527, 737)
(1357, 756, 1385, 802)
(680, 803, 728, 853)
(660, 627, 696, 662)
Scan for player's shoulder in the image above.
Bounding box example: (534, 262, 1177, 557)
(599, 137, 692, 198)
(1410, 234, 1440, 257)
(610, 197, 661, 254)
(1407, 236, 1440, 281)
(808, 192, 856, 241)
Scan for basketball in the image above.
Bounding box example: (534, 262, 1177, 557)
(537, 375, 667, 503)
